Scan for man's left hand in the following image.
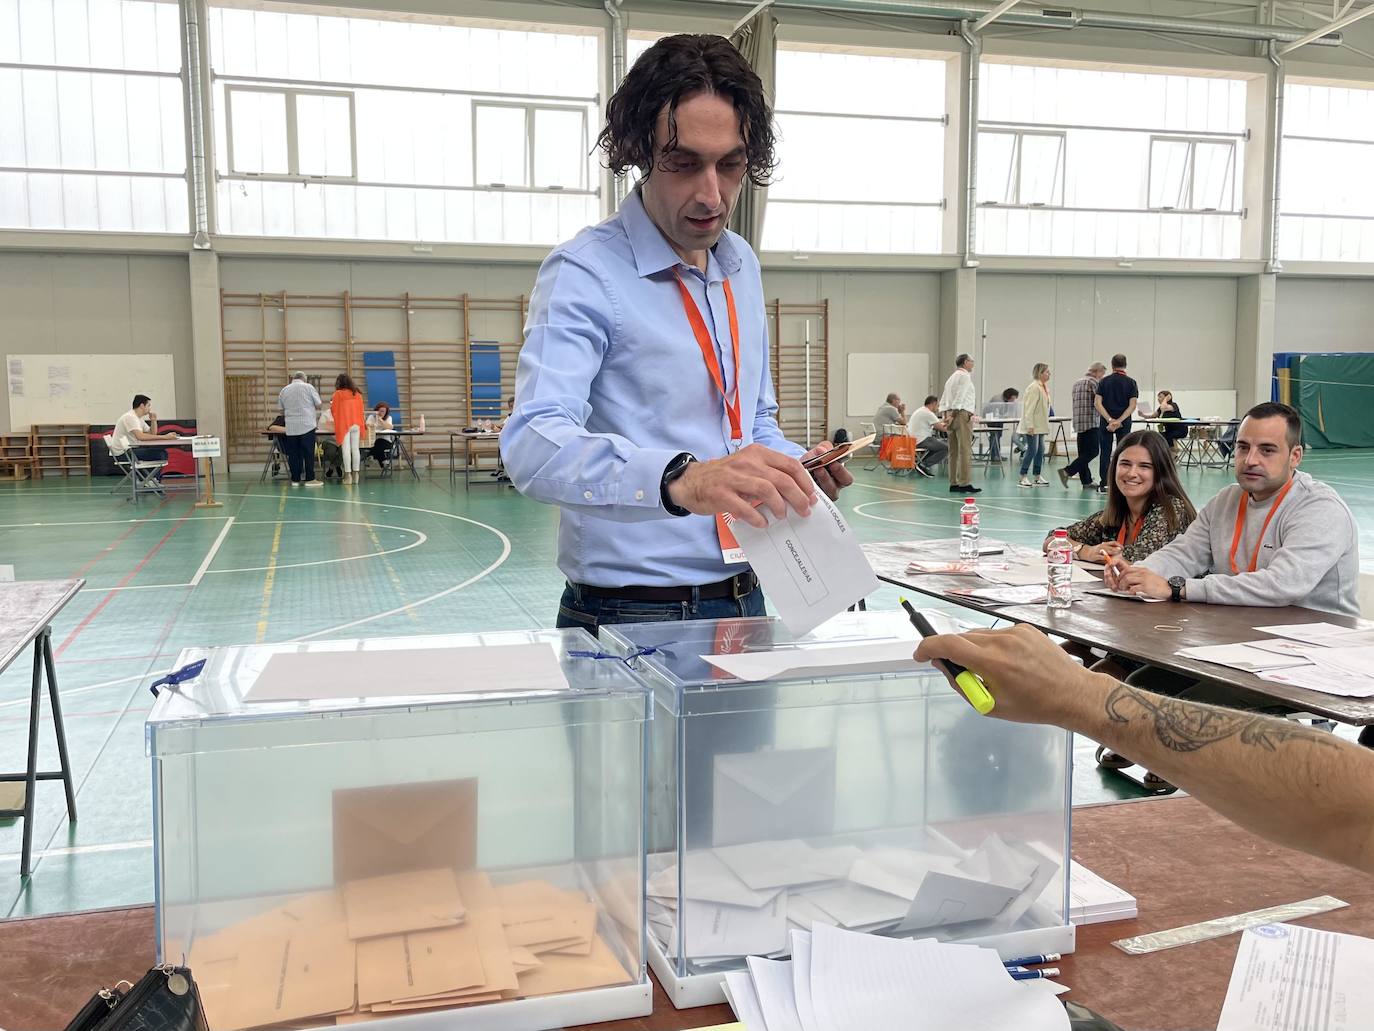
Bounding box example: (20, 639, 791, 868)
(802, 440, 854, 501)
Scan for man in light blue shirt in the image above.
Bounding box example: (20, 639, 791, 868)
(277, 371, 323, 487)
(501, 34, 851, 632)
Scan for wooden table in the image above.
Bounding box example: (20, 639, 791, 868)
(0, 579, 83, 877)
(2, 798, 1369, 1030)
(450, 430, 507, 490)
(865, 539, 1374, 727)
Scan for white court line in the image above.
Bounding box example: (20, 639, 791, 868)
(848, 479, 1092, 520)
(0, 669, 173, 710)
(850, 499, 1045, 535)
(0, 839, 151, 864)
(209, 520, 428, 574)
(190, 515, 236, 586)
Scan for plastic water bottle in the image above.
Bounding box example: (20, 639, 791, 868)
(958, 497, 980, 563)
(1047, 528, 1074, 609)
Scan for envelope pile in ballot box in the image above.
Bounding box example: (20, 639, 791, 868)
(183, 778, 635, 1027)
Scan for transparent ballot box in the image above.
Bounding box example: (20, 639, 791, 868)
(604, 610, 1073, 1008)
(146, 630, 651, 1030)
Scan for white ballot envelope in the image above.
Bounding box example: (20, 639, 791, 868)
(712, 747, 837, 848)
(727, 492, 878, 635)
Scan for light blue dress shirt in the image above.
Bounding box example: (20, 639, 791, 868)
(501, 189, 804, 588)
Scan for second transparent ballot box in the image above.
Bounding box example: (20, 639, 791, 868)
(604, 610, 1073, 1008)
(146, 630, 651, 1030)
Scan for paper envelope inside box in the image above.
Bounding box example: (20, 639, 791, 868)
(712, 748, 836, 848)
(333, 778, 477, 884)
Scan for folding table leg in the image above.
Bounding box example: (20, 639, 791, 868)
(42, 629, 76, 820)
(20, 635, 42, 878)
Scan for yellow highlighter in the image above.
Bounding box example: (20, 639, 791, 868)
(900, 598, 996, 715)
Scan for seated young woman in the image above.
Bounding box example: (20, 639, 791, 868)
(1044, 429, 1195, 565)
(1045, 429, 1197, 788)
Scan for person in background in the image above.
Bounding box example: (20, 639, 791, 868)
(316, 403, 342, 483)
(278, 371, 324, 488)
(939, 353, 980, 494)
(1155, 390, 1188, 451)
(109, 394, 181, 475)
(906, 395, 949, 476)
(1059, 362, 1107, 490)
(983, 387, 1020, 462)
(1017, 364, 1052, 488)
(914, 624, 1374, 876)
(1094, 354, 1139, 494)
(874, 393, 906, 434)
(1047, 430, 1195, 565)
(366, 402, 394, 468)
(331, 373, 367, 485)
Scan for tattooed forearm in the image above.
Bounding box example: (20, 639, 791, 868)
(1103, 684, 1339, 754)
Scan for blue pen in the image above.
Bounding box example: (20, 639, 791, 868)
(1010, 967, 1061, 981)
(1003, 953, 1061, 968)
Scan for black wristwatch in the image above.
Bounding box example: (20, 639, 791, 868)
(1168, 576, 1186, 603)
(660, 452, 696, 517)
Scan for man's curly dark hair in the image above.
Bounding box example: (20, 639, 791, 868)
(596, 34, 777, 187)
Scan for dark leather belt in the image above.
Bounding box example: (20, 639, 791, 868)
(575, 571, 758, 603)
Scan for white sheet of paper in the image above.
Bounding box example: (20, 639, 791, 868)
(242, 642, 569, 702)
(1298, 645, 1374, 679)
(748, 956, 806, 1031)
(977, 562, 1095, 587)
(713, 748, 836, 848)
(680, 896, 789, 959)
(807, 924, 1070, 1031)
(702, 640, 919, 683)
(1084, 586, 1167, 603)
(723, 970, 769, 1031)
(1174, 642, 1314, 673)
(728, 491, 879, 635)
(1257, 663, 1374, 699)
(1218, 924, 1374, 1031)
(787, 894, 840, 931)
(798, 882, 910, 930)
(790, 930, 821, 1031)
(1253, 621, 1374, 646)
(900, 871, 1021, 931)
(956, 584, 1052, 604)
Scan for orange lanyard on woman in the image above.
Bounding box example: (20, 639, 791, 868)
(1115, 515, 1145, 547)
(674, 271, 743, 446)
(1229, 478, 1295, 574)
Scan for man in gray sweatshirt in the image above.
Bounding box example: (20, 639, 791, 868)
(1106, 402, 1358, 617)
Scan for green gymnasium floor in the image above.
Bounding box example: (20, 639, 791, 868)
(1, 449, 1370, 918)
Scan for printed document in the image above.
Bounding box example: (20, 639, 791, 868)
(728, 491, 878, 635)
(1218, 924, 1374, 1031)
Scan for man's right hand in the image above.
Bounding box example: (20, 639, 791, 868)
(667, 444, 818, 528)
(914, 624, 1094, 728)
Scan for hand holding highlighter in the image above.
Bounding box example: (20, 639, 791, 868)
(900, 598, 996, 715)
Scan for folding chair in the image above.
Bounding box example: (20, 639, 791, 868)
(109, 437, 166, 504)
(258, 435, 288, 483)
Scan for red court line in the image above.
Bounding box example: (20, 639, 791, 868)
(55, 516, 190, 658)
(70, 499, 171, 579)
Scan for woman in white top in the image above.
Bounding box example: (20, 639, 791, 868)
(1018, 363, 1052, 487)
(365, 402, 394, 465)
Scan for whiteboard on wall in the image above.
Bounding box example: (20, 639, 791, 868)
(847, 352, 931, 420)
(6, 354, 177, 431)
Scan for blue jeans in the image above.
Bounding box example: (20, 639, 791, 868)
(556, 581, 767, 638)
(1019, 433, 1046, 476)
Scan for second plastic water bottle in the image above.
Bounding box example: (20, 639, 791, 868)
(959, 497, 980, 563)
(1047, 528, 1074, 609)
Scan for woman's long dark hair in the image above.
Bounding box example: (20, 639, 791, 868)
(597, 34, 777, 187)
(1103, 430, 1196, 534)
(335, 373, 357, 393)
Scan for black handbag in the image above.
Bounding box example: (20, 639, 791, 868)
(62, 966, 207, 1031)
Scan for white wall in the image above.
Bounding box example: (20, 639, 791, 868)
(1275, 279, 1374, 353)
(975, 274, 1238, 414)
(0, 254, 192, 434)
(762, 269, 943, 436)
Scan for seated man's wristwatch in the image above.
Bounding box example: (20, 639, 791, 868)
(660, 452, 696, 517)
(1168, 575, 1186, 602)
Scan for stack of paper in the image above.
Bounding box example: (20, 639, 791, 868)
(1161, 622, 1374, 698)
(1218, 924, 1374, 1030)
(723, 924, 1071, 1031)
(646, 834, 1060, 966)
(1033, 858, 1136, 925)
(188, 870, 631, 1027)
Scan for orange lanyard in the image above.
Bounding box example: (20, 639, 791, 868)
(1115, 515, 1145, 547)
(1229, 478, 1295, 574)
(674, 271, 743, 445)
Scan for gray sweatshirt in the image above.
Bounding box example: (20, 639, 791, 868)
(1140, 471, 1359, 617)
